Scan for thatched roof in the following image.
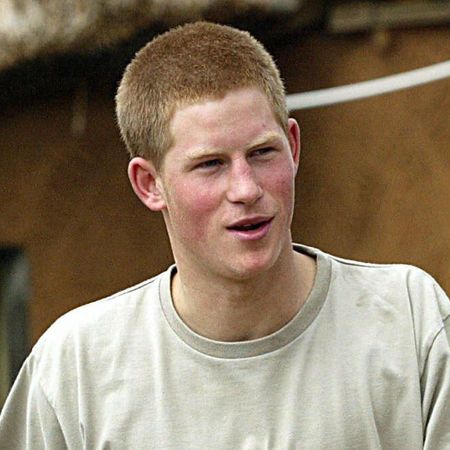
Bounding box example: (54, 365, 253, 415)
(0, 0, 313, 72)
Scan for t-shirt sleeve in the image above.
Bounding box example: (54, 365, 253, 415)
(420, 282, 450, 450)
(0, 354, 68, 449)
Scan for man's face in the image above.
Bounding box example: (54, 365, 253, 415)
(156, 87, 300, 281)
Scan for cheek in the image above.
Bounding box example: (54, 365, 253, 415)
(167, 180, 221, 239)
(266, 163, 296, 203)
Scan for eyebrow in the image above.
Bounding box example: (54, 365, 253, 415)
(185, 131, 283, 161)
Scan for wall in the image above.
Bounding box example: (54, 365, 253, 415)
(0, 26, 449, 344)
(275, 27, 449, 285)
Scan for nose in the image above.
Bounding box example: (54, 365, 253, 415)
(225, 158, 263, 205)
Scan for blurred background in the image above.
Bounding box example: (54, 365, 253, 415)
(1, 0, 449, 404)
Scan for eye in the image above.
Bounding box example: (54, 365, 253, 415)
(252, 147, 275, 158)
(195, 159, 222, 170)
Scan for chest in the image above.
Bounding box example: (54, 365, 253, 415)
(72, 330, 423, 449)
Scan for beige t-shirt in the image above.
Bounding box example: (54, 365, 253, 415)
(1, 244, 449, 449)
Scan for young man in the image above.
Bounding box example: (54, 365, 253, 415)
(1, 22, 449, 449)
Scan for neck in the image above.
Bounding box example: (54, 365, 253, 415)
(171, 247, 316, 342)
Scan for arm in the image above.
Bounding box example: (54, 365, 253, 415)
(0, 355, 68, 449)
(421, 300, 450, 449)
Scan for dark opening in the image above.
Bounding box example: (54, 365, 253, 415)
(0, 247, 29, 407)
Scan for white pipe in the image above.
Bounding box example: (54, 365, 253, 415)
(286, 60, 450, 111)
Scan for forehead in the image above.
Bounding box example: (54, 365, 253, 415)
(167, 87, 283, 157)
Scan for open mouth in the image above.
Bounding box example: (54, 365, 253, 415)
(230, 221, 268, 231)
(227, 218, 272, 232)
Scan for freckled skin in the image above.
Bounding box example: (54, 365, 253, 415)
(157, 87, 300, 282)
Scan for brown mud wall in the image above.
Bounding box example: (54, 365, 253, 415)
(1, 27, 449, 344)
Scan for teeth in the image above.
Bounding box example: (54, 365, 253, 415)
(236, 222, 262, 231)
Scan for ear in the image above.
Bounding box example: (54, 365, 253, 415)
(287, 118, 301, 174)
(128, 157, 167, 211)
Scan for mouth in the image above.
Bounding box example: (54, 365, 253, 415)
(228, 220, 270, 231)
(226, 217, 274, 240)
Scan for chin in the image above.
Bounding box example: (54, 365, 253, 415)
(223, 252, 279, 281)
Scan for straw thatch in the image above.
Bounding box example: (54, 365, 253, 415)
(0, 0, 306, 72)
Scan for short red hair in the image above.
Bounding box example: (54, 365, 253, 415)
(116, 21, 288, 170)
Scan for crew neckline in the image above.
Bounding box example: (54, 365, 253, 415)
(158, 244, 331, 359)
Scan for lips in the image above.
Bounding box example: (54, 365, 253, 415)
(226, 216, 273, 231)
(232, 222, 266, 231)
(226, 216, 274, 241)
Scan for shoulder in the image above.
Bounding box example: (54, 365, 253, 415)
(297, 243, 434, 292)
(29, 271, 167, 395)
(298, 243, 449, 334)
(329, 251, 449, 311)
(38, 273, 162, 348)
(317, 247, 450, 365)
